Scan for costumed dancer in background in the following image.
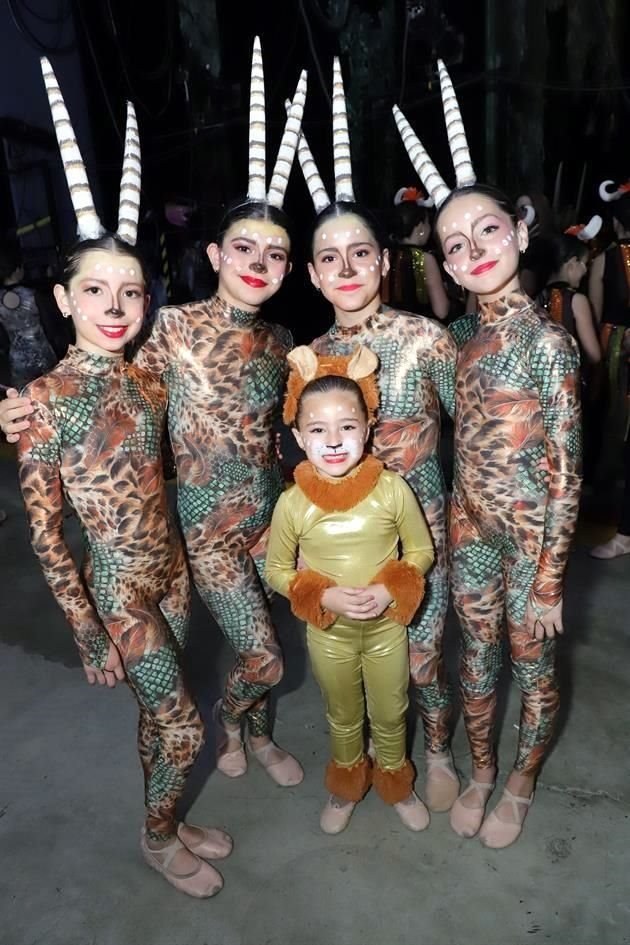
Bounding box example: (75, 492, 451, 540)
(537, 226, 601, 368)
(290, 60, 461, 813)
(15, 59, 231, 897)
(0, 243, 57, 388)
(381, 187, 449, 320)
(0, 40, 306, 789)
(588, 181, 630, 559)
(394, 61, 582, 848)
(266, 346, 434, 833)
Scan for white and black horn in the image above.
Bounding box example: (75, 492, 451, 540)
(288, 57, 356, 213)
(247, 36, 307, 208)
(284, 99, 330, 213)
(117, 102, 142, 245)
(41, 57, 104, 241)
(393, 59, 476, 209)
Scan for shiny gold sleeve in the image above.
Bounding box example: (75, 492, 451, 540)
(371, 474, 435, 625)
(265, 490, 336, 629)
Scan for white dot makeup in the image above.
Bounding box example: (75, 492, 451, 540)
(272, 278, 279, 285)
(241, 228, 248, 235)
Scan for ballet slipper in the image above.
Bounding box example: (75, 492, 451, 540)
(449, 779, 495, 838)
(213, 700, 247, 778)
(247, 738, 304, 787)
(393, 792, 430, 832)
(320, 796, 357, 835)
(589, 533, 630, 559)
(479, 789, 534, 849)
(425, 751, 460, 813)
(140, 828, 223, 898)
(177, 822, 233, 860)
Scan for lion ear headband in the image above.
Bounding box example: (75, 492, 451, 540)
(247, 36, 307, 209)
(285, 57, 355, 213)
(283, 345, 379, 425)
(41, 56, 141, 245)
(392, 60, 476, 210)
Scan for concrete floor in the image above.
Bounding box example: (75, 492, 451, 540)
(1, 446, 629, 945)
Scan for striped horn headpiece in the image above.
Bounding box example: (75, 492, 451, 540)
(392, 59, 476, 209)
(41, 57, 142, 245)
(287, 57, 355, 213)
(247, 36, 307, 209)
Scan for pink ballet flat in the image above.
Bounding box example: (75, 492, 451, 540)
(320, 796, 356, 834)
(213, 700, 247, 778)
(589, 534, 630, 559)
(393, 792, 430, 832)
(140, 827, 223, 898)
(479, 789, 534, 849)
(449, 779, 496, 838)
(425, 751, 460, 813)
(247, 738, 304, 787)
(177, 822, 233, 860)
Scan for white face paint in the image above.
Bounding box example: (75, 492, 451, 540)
(308, 212, 386, 314)
(208, 218, 291, 312)
(439, 193, 527, 297)
(55, 248, 147, 358)
(292, 388, 370, 479)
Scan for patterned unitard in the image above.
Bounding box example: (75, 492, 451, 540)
(16, 346, 203, 840)
(265, 457, 434, 782)
(134, 294, 292, 735)
(311, 305, 457, 752)
(449, 290, 582, 777)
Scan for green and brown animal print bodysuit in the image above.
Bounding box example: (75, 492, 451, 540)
(135, 293, 292, 735)
(450, 290, 582, 776)
(17, 346, 203, 839)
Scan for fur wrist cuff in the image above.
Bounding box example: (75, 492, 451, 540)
(288, 569, 337, 629)
(371, 560, 426, 625)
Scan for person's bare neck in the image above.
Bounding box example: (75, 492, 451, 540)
(333, 294, 382, 328)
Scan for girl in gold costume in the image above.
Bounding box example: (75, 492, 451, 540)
(265, 346, 434, 835)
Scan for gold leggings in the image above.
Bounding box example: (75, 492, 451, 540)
(307, 618, 409, 770)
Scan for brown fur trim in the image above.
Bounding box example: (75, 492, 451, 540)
(288, 569, 337, 629)
(283, 350, 379, 425)
(294, 456, 384, 512)
(325, 757, 372, 802)
(373, 759, 415, 805)
(371, 559, 426, 626)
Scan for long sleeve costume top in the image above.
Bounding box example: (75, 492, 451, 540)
(265, 456, 434, 633)
(134, 293, 292, 541)
(311, 306, 456, 500)
(452, 290, 582, 610)
(16, 346, 176, 665)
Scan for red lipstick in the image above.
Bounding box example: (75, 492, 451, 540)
(240, 275, 267, 288)
(337, 284, 362, 292)
(323, 453, 348, 464)
(471, 260, 498, 277)
(97, 325, 127, 339)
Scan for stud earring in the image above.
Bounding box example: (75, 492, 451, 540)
(62, 311, 71, 319)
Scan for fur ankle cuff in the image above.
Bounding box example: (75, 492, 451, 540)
(325, 757, 372, 802)
(373, 759, 415, 804)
